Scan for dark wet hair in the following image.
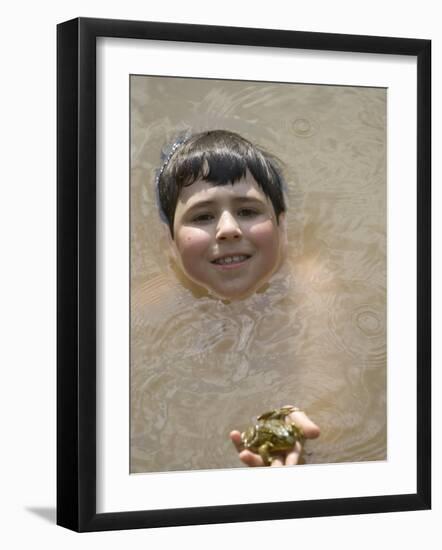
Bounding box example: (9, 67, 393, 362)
(156, 130, 287, 237)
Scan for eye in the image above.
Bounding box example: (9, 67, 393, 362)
(237, 208, 259, 218)
(191, 213, 214, 223)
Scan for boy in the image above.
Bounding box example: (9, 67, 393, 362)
(156, 129, 320, 466)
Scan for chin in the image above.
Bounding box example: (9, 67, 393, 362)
(180, 264, 280, 301)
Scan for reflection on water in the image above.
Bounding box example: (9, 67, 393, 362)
(130, 76, 386, 473)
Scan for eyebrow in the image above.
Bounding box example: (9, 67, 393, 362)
(186, 196, 267, 211)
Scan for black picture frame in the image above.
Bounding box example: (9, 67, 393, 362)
(57, 17, 431, 532)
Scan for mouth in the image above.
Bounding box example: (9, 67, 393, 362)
(210, 254, 251, 268)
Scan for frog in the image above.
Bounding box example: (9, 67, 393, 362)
(240, 406, 304, 466)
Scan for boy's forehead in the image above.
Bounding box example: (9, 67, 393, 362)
(177, 175, 269, 207)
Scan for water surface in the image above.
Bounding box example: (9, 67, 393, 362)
(130, 76, 386, 473)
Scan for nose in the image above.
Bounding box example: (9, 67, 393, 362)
(215, 211, 242, 241)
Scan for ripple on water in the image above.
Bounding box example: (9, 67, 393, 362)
(324, 283, 386, 369)
(289, 116, 320, 138)
(358, 103, 386, 130)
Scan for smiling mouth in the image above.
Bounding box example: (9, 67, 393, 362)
(211, 254, 251, 266)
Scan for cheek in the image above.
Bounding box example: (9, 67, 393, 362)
(175, 228, 211, 261)
(248, 220, 280, 249)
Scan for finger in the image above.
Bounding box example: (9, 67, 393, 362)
(283, 406, 320, 439)
(270, 455, 285, 467)
(285, 441, 303, 466)
(229, 430, 244, 452)
(293, 412, 320, 439)
(239, 450, 265, 467)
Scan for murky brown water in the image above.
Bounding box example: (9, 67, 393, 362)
(130, 76, 386, 473)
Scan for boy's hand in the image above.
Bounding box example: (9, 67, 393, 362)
(230, 407, 320, 467)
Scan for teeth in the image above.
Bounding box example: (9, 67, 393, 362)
(213, 255, 248, 265)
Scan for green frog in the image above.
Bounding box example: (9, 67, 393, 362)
(241, 406, 304, 466)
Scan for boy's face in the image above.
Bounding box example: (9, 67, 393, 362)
(171, 173, 287, 300)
